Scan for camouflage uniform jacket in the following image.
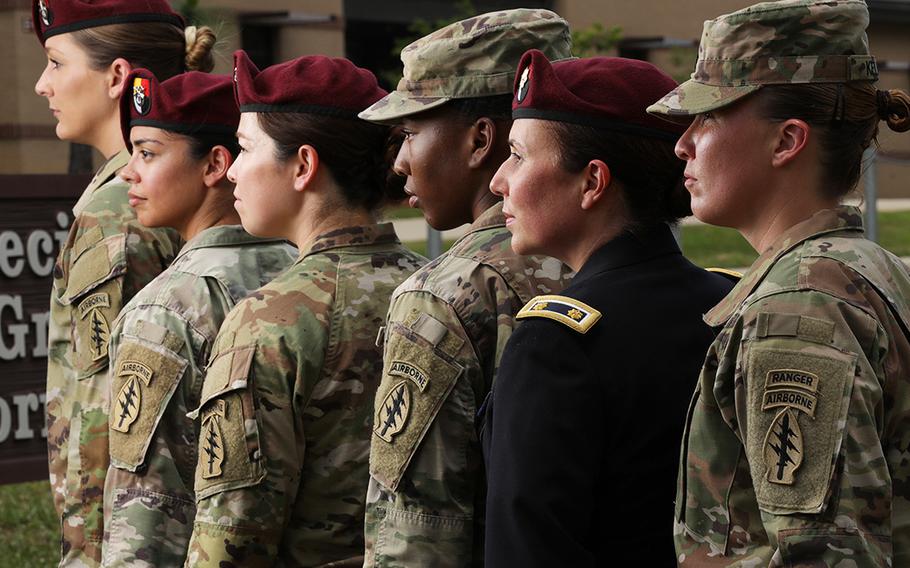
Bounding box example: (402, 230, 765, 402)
(676, 206, 910, 566)
(364, 202, 571, 568)
(102, 225, 296, 567)
(47, 149, 182, 567)
(185, 223, 425, 568)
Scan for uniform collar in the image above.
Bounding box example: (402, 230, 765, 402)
(705, 205, 865, 326)
(175, 225, 284, 261)
(303, 222, 400, 257)
(573, 223, 681, 285)
(465, 201, 506, 235)
(73, 148, 131, 216)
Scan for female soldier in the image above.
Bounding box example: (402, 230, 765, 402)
(32, 1, 215, 564)
(102, 69, 296, 567)
(647, 0, 910, 565)
(482, 50, 736, 566)
(184, 51, 425, 567)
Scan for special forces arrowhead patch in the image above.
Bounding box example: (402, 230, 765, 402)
(132, 77, 151, 116)
(762, 369, 819, 485)
(200, 400, 227, 479)
(78, 292, 110, 362)
(111, 360, 154, 433)
(374, 381, 411, 443)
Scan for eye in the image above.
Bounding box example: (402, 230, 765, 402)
(49, 58, 60, 70)
(509, 151, 522, 162)
(400, 129, 414, 140)
(139, 150, 153, 160)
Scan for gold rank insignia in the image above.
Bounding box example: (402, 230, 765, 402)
(78, 292, 111, 361)
(374, 381, 411, 443)
(516, 295, 601, 333)
(200, 400, 226, 479)
(111, 360, 154, 433)
(762, 369, 820, 485)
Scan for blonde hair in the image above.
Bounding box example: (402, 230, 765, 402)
(73, 22, 216, 79)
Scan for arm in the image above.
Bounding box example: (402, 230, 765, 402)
(484, 321, 600, 567)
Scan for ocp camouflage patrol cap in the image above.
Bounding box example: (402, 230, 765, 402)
(648, 0, 879, 120)
(359, 8, 572, 123)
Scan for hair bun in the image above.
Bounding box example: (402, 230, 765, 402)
(184, 25, 216, 73)
(878, 89, 910, 133)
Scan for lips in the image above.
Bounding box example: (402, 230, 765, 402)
(127, 191, 145, 207)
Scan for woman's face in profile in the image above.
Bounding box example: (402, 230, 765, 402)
(490, 118, 584, 261)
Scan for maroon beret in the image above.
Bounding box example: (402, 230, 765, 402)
(119, 69, 239, 152)
(232, 50, 387, 119)
(33, 0, 183, 45)
(512, 49, 685, 141)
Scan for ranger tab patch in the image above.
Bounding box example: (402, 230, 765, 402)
(516, 294, 601, 333)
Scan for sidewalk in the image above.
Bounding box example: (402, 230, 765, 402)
(391, 198, 910, 243)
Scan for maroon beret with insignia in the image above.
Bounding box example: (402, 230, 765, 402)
(119, 69, 239, 152)
(232, 50, 387, 118)
(32, 0, 183, 45)
(512, 49, 685, 141)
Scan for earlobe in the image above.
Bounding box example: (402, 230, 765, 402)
(108, 58, 132, 99)
(772, 119, 810, 168)
(580, 160, 610, 211)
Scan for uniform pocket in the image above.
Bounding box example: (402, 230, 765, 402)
(191, 345, 264, 500)
(66, 232, 127, 378)
(744, 343, 857, 515)
(778, 526, 888, 566)
(369, 325, 463, 492)
(109, 338, 188, 472)
(104, 487, 195, 568)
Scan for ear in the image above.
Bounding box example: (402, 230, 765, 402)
(107, 57, 132, 100)
(292, 144, 320, 193)
(467, 117, 499, 169)
(202, 146, 233, 188)
(580, 159, 611, 211)
(771, 118, 810, 168)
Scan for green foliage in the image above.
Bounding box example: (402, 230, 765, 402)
(571, 22, 623, 57)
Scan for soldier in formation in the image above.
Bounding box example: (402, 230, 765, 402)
(32, 0, 215, 564)
(647, 0, 910, 564)
(482, 49, 736, 567)
(102, 69, 296, 567)
(183, 50, 426, 567)
(357, 9, 575, 567)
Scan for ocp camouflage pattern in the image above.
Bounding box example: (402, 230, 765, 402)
(46, 150, 182, 567)
(185, 224, 424, 567)
(101, 226, 295, 567)
(364, 203, 571, 567)
(359, 8, 572, 122)
(676, 206, 910, 566)
(648, 0, 878, 117)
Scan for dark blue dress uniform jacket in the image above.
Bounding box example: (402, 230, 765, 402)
(481, 223, 735, 567)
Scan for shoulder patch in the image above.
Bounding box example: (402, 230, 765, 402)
(707, 267, 743, 282)
(516, 294, 601, 334)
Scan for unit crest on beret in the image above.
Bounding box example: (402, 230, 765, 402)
(516, 294, 601, 333)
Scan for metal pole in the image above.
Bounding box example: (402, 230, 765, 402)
(862, 147, 878, 242)
(427, 226, 443, 259)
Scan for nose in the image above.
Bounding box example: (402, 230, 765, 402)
(120, 153, 139, 184)
(226, 156, 239, 184)
(35, 65, 51, 98)
(675, 121, 696, 161)
(392, 142, 411, 178)
(489, 162, 509, 198)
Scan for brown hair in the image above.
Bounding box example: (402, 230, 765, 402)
(755, 83, 910, 198)
(257, 113, 404, 211)
(73, 23, 216, 79)
(546, 122, 691, 230)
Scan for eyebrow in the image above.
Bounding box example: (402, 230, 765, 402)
(508, 138, 525, 150)
(131, 138, 164, 147)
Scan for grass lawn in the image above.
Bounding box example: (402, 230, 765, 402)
(0, 481, 57, 567)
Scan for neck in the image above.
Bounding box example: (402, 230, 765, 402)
(292, 202, 375, 250)
(89, 110, 127, 160)
(180, 208, 242, 242)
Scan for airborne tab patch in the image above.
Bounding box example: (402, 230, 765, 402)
(389, 360, 429, 392)
(516, 295, 601, 333)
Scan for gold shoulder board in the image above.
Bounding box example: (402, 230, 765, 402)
(707, 267, 743, 282)
(516, 295, 601, 334)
